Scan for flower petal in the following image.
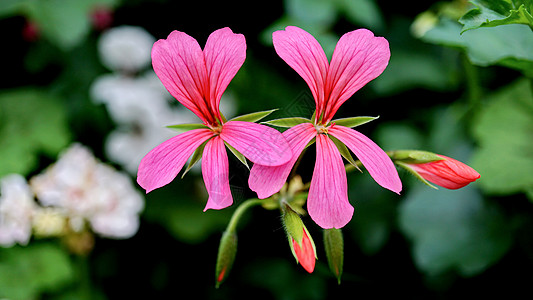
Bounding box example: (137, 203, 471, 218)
(137, 129, 213, 193)
(273, 26, 329, 116)
(202, 136, 232, 211)
(328, 125, 402, 194)
(324, 29, 390, 122)
(308, 135, 353, 229)
(151, 30, 214, 124)
(248, 123, 316, 199)
(221, 121, 292, 166)
(204, 27, 246, 118)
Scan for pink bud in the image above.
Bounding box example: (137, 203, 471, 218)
(408, 155, 480, 189)
(90, 6, 114, 31)
(291, 229, 316, 273)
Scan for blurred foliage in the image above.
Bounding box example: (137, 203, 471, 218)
(1, 0, 533, 299)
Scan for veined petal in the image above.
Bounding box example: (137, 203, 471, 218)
(137, 129, 213, 193)
(273, 26, 328, 116)
(204, 27, 246, 118)
(328, 125, 402, 194)
(248, 123, 316, 199)
(308, 135, 353, 229)
(324, 29, 390, 122)
(151, 30, 213, 124)
(202, 137, 232, 211)
(220, 121, 292, 166)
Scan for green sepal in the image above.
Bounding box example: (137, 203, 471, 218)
(323, 228, 344, 284)
(330, 116, 379, 128)
(262, 117, 312, 128)
(329, 135, 362, 173)
(167, 123, 209, 133)
(390, 150, 444, 164)
(396, 161, 439, 190)
(229, 109, 278, 123)
(224, 141, 249, 170)
(282, 204, 305, 247)
(181, 139, 209, 178)
(215, 230, 238, 288)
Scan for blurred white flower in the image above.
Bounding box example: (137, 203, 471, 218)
(98, 25, 155, 73)
(0, 174, 35, 247)
(30, 144, 144, 239)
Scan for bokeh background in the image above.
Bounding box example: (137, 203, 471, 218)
(1, 0, 533, 299)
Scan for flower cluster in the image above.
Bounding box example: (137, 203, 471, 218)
(136, 26, 480, 283)
(0, 144, 144, 250)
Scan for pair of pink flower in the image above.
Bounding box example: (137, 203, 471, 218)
(138, 26, 403, 228)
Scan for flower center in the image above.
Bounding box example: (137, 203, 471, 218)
(210, 125, 223, 136)
(315, 124, 329, 135)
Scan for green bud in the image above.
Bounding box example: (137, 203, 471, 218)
(282, 204, 304, 246)
(323, 228, 344, 284)
(215, 230, 237, 288)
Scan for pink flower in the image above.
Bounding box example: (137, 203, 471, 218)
(137, 28, 291, 211)
(407, 155, 480, 189)
(249, 26, 402, 229)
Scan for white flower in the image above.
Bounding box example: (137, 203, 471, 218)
(30, 144, 144, 239)
(0, 174, 35, 247)
(98, 25, 155, 73)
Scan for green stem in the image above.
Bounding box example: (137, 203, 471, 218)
(76, 255, 91, 300)
(226, 199, 264, 233)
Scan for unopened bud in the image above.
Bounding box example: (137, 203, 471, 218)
(282, 204, 317, 273)
(397, 152, 480, 189)
(215, 230, 237, 288)
(323, 228, 344, 284)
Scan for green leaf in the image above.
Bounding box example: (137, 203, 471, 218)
(0, 89, 71, 177)
(399, 186, 513, 276)
(224, 141, 250, 170)
(166, 123, 209, 133)
(4, 0, 118, 49)
(335, 0, 385, 31)
(459, 0, 533, 33)
(323, 228, 344, 284)
(229, 109, 277, 123)
(470, 78, 533, 195)
(0, 243, 74, 299)
(262, 117, 312, 128)
(330, 116, 378, 128)
(418, 16, 533, 76)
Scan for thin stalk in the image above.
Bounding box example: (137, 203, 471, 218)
(226, 198, 264, 233)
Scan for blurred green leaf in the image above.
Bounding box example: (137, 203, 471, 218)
(399, 186, 513, 276)
(1, 0, 118, 49)
(470, 79, 533, 195)
(418, 16, 533, 76)
(263, 117, 311, 128)
(459, 0, 533, 32)
(335, 0, 384, 31)
(0, 89, 71, 177)
(0, 243, 74, 299)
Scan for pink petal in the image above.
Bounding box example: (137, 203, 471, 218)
(308, 135, 353, 229)
(273, 26, 329, 116)
(220, 121, 292, 166)
(324, 29, 390, 122)
(202, 136, 232, 211)
(328, 125, 402, 194)
(151, 30, 214, 124)
(248, 123, 316, 199)
(137, 129, 213, 193)
(204, 28, 246, 118)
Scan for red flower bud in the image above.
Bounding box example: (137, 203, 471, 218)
(407, 155, 480, 189)
(291, 228, 316, 273)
